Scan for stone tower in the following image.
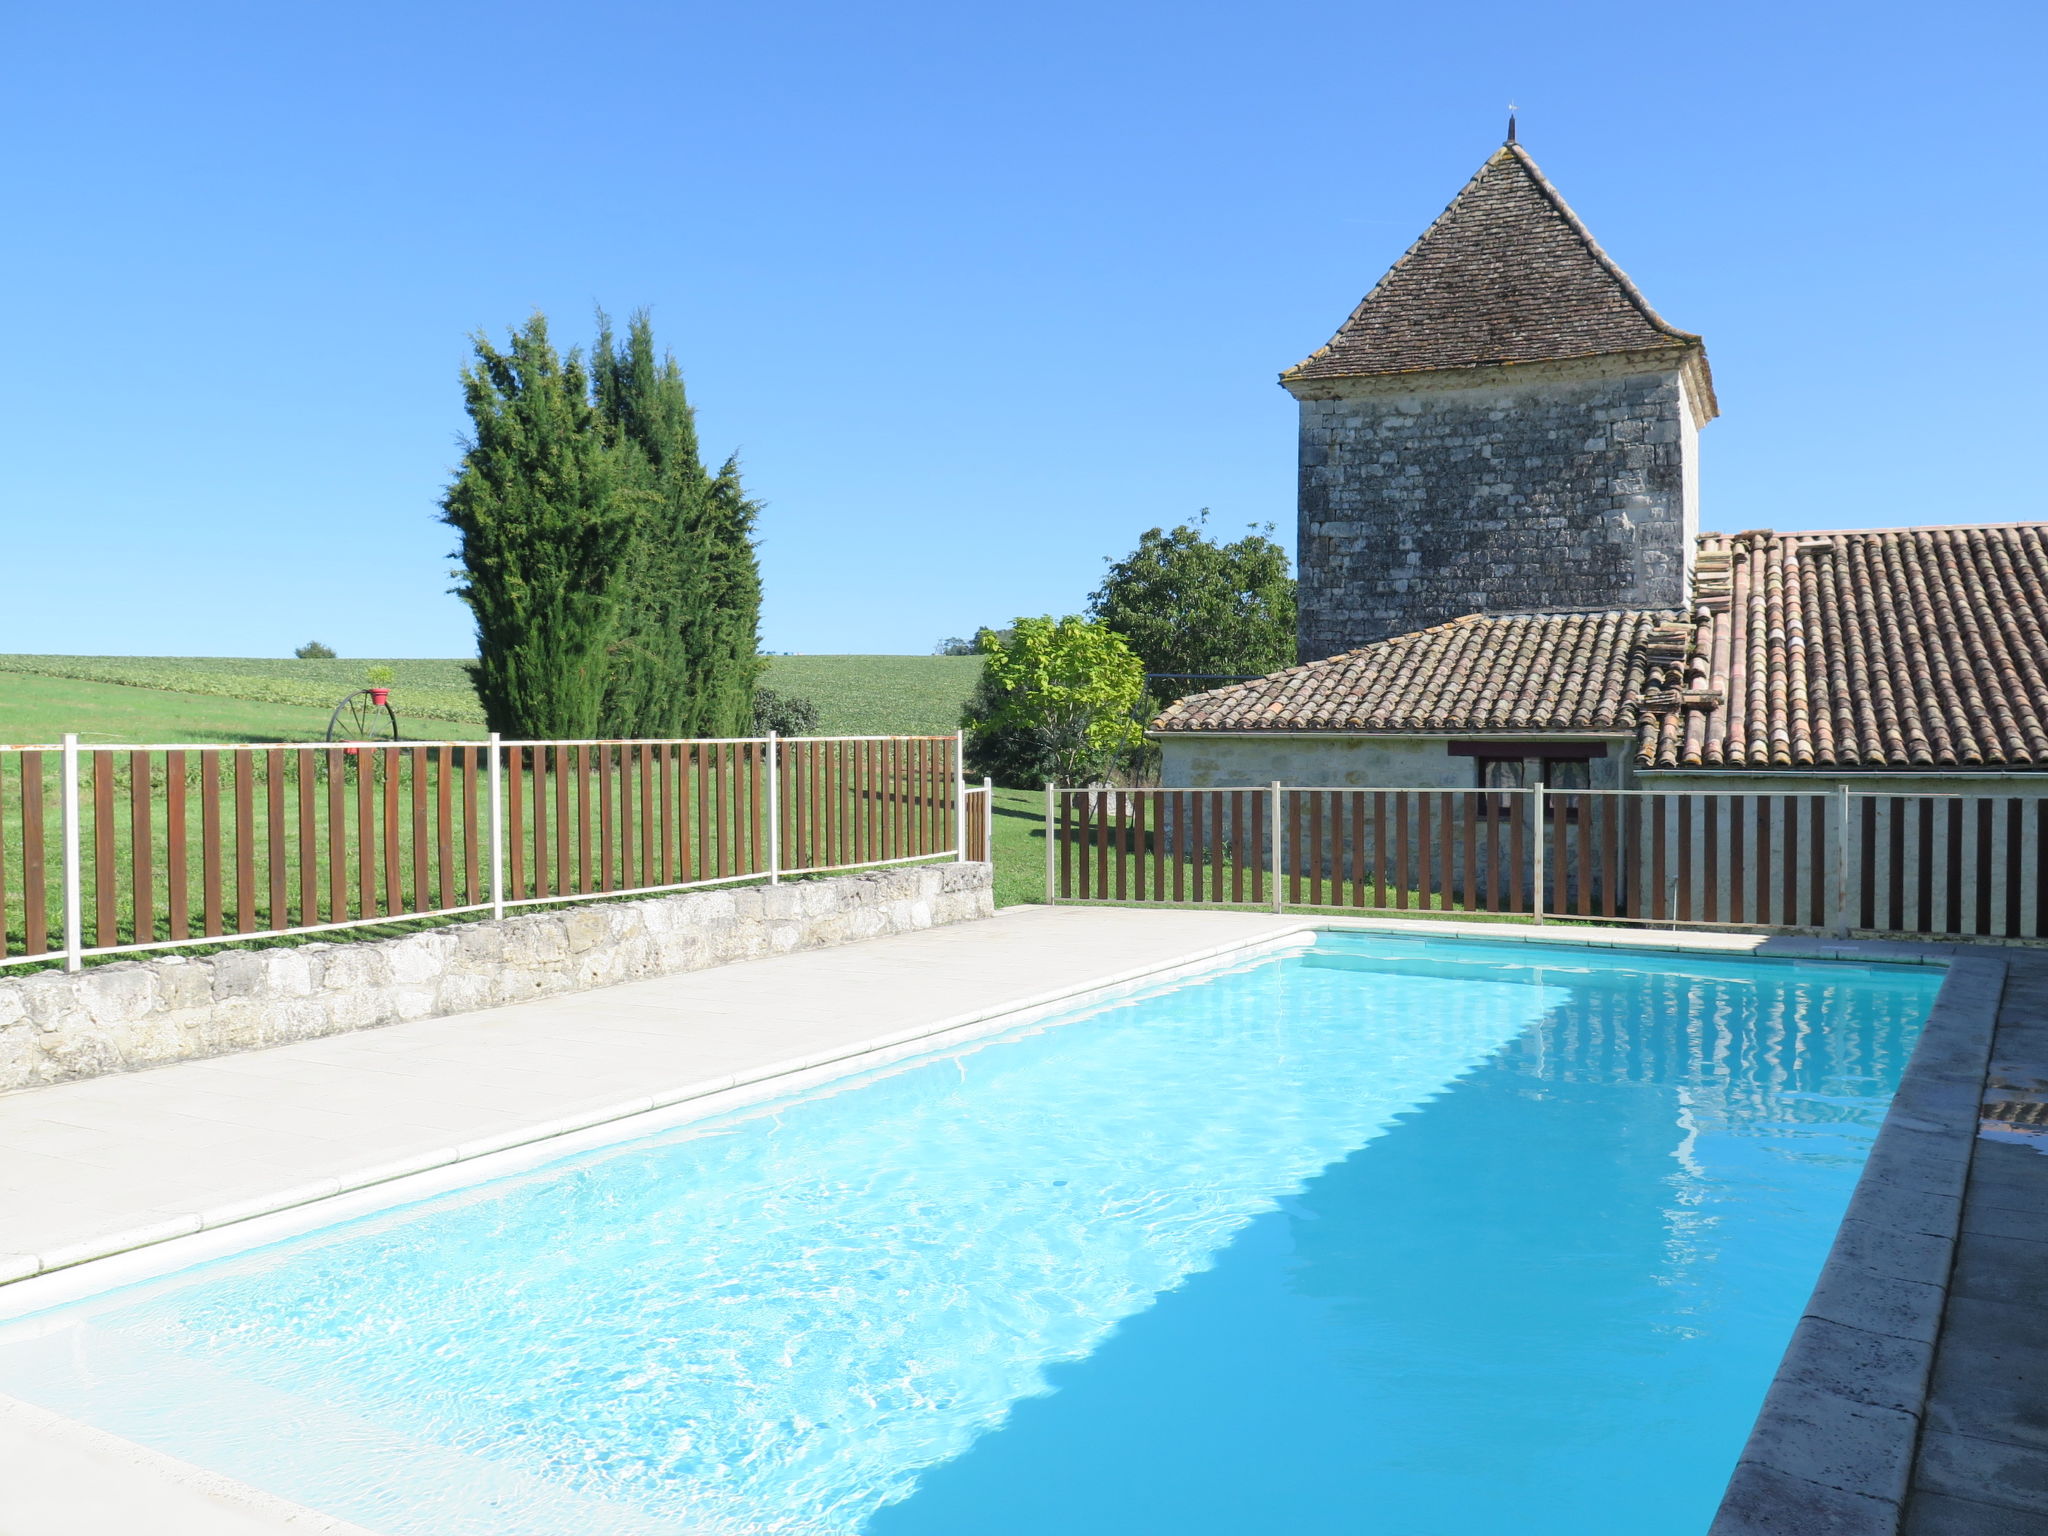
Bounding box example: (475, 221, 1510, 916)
(1284, 139, 1717, 662)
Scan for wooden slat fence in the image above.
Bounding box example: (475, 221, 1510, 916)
(0, 734, 966, 969)
(1049, 785, 2048, 941)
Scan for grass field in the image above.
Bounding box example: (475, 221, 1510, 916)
(0, 653, 983, 744)
(0, 671, 483, 747)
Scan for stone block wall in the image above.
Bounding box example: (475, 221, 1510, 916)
(1294, 358, 1700, 659)
(0, 863, 994, 1093)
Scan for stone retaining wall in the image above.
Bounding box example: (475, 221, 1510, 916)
(0, 864, 994, 1093)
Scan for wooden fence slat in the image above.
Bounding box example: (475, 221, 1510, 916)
(638, 744, 655, 887)
(750, 743, 765, 876)
(267, 748, 288, 929)
(22, 754, 48, 953)
(93, 751, 117, 946)
(1152, 785, 1167, 898)
(326, 749, 346, 924)
(1094, 783, 1111, 898)
(598, 746, 616, 893)
(436, 751, 454, 910)
(203, 750, 226, 937)
(1436, 793, 1455, 914)
(1508, 792, 1526, 914)
(404, 749, 426, 914)
(297, 750, 317, 927)
(235, 751, 260, 933)
(129, 751, 155, 945)
(1168, 792, 1183, 904)
(160, 752, 188, 941)
(1394, 793, 1411, 910)
(381, 748, 402, 918)
(1058, 789, 1072, 899)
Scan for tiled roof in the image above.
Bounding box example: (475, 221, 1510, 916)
(1152, 610, 1683, 735)
(1285, 143, 1704, 383)
(1638, 526, 2048, 771)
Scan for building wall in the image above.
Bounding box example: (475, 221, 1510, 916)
(1159, 734, 1638, 791)
(1292, 356, 1701, 660)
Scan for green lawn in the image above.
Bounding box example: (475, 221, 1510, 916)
(988, 786, 1051, 906)
(0, 671, 481, 748)
(760, 655, 982, 735)
(0, 653, 983, 743)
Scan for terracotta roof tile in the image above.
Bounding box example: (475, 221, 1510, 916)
(1637, 526, 2048, 771)
(1152, 610, 1682, 735)
(1285, 143, 1704, 383)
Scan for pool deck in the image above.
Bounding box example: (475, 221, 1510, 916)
(0, 905, 2043, 1534)
(1903, 953, 2048, 1533)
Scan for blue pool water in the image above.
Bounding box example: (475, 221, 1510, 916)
(0, 934, 1939, 1535)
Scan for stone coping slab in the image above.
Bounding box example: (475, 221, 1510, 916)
(1708, 949, 2008, 1535)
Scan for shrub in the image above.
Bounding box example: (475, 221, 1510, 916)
(962, 616, 1144, 787)
(294, 641, 337, 659)
(753, 687, 822, 736)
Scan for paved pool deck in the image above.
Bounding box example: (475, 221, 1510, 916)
(1905, 952, 2048, 1533)
(0, 905, 2043, 1534)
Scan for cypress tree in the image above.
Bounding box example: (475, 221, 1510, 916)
(592, 312, 763, 738)
(692, 456, 764, 737)
(594, 312, 710, 736)
(441, 316, 632, 738)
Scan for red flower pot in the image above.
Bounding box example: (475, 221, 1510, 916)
(368, 688, 391, 707)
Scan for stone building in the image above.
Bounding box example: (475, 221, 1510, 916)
(1288, 137, 1714, 662)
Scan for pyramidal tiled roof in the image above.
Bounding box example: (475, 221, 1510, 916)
(1152, 610, 1684, 735)
(1637, 526, 2048, 771)
(1285, 142, 1706, 384)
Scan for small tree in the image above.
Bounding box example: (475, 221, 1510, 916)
(753, 686, 821, 735)
(1088, 512, 1295, 681)
(963, 616, 1145, 786)
(294, 641, 336, 659)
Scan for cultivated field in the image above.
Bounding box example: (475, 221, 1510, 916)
(0, 654, 984, 744)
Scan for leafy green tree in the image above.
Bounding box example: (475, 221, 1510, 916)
(593, 312, 764, 739)
(441, 315, 632, 738)
(963, 616, 1145, 786)
(293, 641, 336, 659)
(1088, 512, 1296, 681)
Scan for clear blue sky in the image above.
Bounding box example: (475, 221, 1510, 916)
(4, 0, 2040, 659)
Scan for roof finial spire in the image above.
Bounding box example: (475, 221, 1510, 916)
(1506, 102, 1517, 144)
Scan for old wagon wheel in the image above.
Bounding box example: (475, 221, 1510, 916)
(325, 687, 401, 744)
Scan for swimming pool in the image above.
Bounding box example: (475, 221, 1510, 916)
(0, 931, 1941, 1535)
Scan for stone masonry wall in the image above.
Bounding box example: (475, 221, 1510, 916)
(0, 863, 993, 1093)
(1295, 360, 1697, 660)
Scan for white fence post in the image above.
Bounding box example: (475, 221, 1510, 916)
(766, 733, 781, 885)
(981, 776, 993, 863)
(1044, 784, 1057, 902)
(487, 732, 505, 920)
(954, 731, 968, 862)
(1531, 783, 1546, 924)
(1271, 782, 1285, 913)
(61, 733, 82, 971)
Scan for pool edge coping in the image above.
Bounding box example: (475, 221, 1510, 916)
(1705, 948, 2004, 1535)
